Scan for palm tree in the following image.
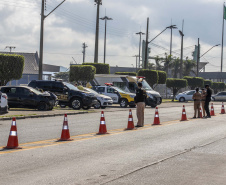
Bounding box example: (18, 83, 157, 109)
(161, 53, 171, 77)
(169, 57, 181, 78)
(154, 56, 163, 70)
(183, 58, 196, 76)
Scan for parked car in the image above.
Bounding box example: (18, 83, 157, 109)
(28, 80, 97, 110)
(0, 86, 55, 110)
(0, 92, 8, 113)
(83, 87, 113, 109)
(92, 84, 136, 108)
(212, 91, 226, 101)
(175, 90, 201, 102)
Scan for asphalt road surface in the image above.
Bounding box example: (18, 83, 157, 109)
(1, 102, 226, 185)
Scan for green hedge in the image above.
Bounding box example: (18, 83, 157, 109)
(70, 65, 96, 82)
(212, 82, 226, 93)
(0, 54, 24, 86)
(83, 63, 110, 74)
(204, 80, 213, 87)
(115, 72, 137, 76)
(183, 76, 204, 89)
(138, 69, 158, 88)
(166, 78, 188, 101)
(157, 70, 167, 84)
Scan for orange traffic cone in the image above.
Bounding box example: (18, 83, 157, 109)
(221, 102, 225, 114)
(210, 103, 216, 116)
(181, 105, 188, 121)
(125, 109, 135, 130)
(4, 117, 22, 149)
(58, 114, 73, 141)
(153, 107, 160, 125)
(97, 111, 109, 135)
(199, 107, 203, 118)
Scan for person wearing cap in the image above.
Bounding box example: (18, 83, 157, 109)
(134, 82, 147, 127)
(192, 88, 201, 118)
(201, 88, 206, 118)
(204, 84, 212, 118)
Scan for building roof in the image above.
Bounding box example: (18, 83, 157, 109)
(43, 64, 60, 72)
(0, 51, 39, 74)
(199, 72, 226, 79)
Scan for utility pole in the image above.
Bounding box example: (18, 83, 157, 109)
(100, 14, 112, 64)
(94, 0, 102, 63)
(82, 42, 88, 63)
(144, 17, 149, 69)
(39, 0, 66, 80)
(5, 46, 16, 52)
(136, 31, 145, 70)
(133, 55, 139, 72)
(197, 38, 200, 77)
(179, 20, 184, 79)
(169, 25, 177, 59)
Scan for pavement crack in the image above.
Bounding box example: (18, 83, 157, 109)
(101, 135, 226, 185)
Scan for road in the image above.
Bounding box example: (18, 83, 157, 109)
(0, 102, 226, 185)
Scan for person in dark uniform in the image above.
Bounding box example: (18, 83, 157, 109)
(134, 82, 147, 127)
(204, 84, 212, 118)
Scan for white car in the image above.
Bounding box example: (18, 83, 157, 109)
(175, 90, 197, 102)
(83, 88, 113, 109)
(0, 92, 8, 113)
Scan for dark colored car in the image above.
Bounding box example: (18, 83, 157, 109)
(0, 86, 55, 110)
(28, 80, 97, 110)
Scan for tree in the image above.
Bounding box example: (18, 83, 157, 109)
(83, 63, 109, 74)
(147, 62, 155, 70)
(183, 59, 196, 77)
(0, 54, 24, 86)
(54, 72, 69, 82)
(138, 69, 158, 88)
(212, 82, 225, 93)
(70, 65, 96, 83)
(183, 76, 204, 90)
(166, 78, 187, 101)
(154, 56, 163, 70)
(161, 53, 171, 76)
(157, 71, 167, 84)
(169, 57, 180, 78)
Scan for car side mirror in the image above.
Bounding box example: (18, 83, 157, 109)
(29, 92, 34, 96)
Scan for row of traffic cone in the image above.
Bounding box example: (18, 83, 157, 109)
(3, 102, 226, 150)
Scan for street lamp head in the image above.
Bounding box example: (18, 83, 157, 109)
(215, 44, 220, 47)
(179, 30, 184, 37)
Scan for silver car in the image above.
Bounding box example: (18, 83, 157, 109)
(0, 92, 8, 113)
(212, 91, 226, 101)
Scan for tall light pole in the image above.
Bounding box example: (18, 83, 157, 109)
(197, 42, 220, 77)
(133, 55, 139, 72)
(144, 17, 149, 69)
(168, 25, 177, 59)
(94, 0, 102, 63)
(136, 31, 145, 70)
(39, 0, 66, 80)
(179, 30, 184, 79)
(82, 42, 88, 63)
(100, 15, 112, 64)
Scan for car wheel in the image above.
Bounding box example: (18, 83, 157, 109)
(120, 99, 128, 108)
(60, 104, 66, 108)
(179, 97, 185, 102)
(101, 106, 106, 109)
(70, 98, 82, 110)
(94, 101, 101, 109)
(83, 106, 91, 110)
(37, 102, 47, 111)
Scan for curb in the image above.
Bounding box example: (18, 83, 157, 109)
(0, 111, 89, 121)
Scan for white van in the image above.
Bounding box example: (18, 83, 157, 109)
(89, 74, 162, 108)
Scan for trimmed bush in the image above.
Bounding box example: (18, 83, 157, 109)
(0, 54, 24, 86)
(212, 82, 225, 93)
(157, 71, 167, 84)
(204, 80, 213, 87)
(183, 76, 204, 90)
(70, 65, 96, 82)
(166, 78, 188, 101)
(83, 63, 110, 74)
(115, 72, 137, 76)
(138, 69, 158, 88)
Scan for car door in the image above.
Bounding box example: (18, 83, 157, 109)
(17, 87, 37, 108)
(222, 92, 226, 101)
(106, 87, 119, 103)
(186, 91, 195, 101)
(1, 87, 20, 108)
(215, 92, 223, 101)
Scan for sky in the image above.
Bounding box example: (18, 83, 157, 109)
(0, 0, 225, 72)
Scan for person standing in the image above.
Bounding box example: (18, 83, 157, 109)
(135, 82, 147, 127)
(201, 88, 206, 118)
(204, 84, 212, 118)
(192, 88, 201, 118)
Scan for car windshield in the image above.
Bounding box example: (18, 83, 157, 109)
(112, 86, 126, 93)
(141, 80, 153, 91)
(64, 82, 80, 91)
(29, 87, 44, 95)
